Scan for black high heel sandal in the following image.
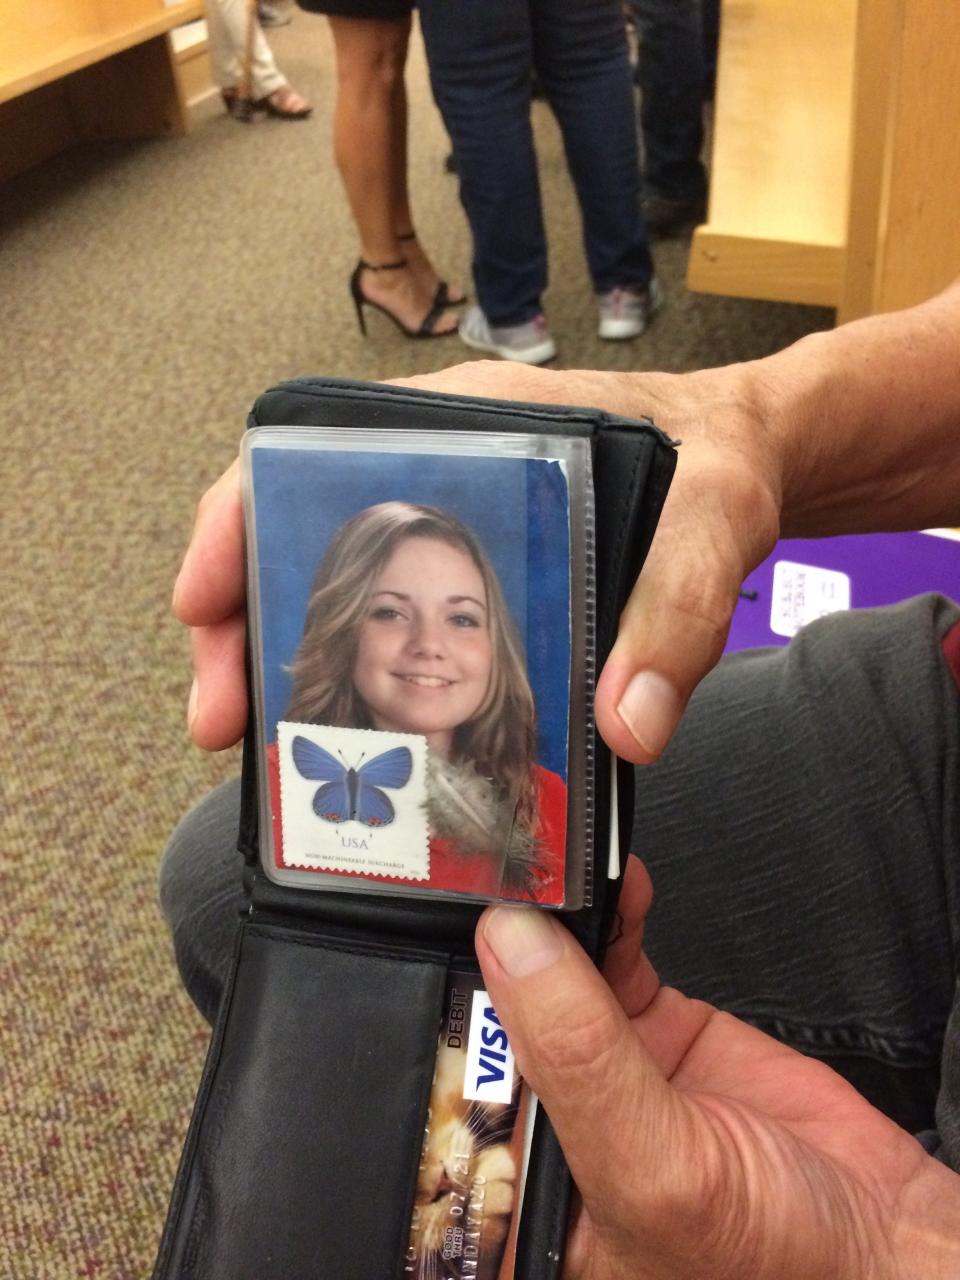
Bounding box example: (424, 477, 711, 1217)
(396, 232, 467, 309)
(349, 260, 457, 340)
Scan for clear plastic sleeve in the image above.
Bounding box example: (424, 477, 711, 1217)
(242, 425, 595, 910)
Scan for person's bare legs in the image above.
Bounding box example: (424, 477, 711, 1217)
(387, 69, 466, 305)
(329, 15, 459, 334)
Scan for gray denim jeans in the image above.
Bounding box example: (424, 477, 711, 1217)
(159, 594, 960, 1166)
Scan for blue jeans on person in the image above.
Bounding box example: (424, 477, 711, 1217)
(416, 0, 653, 328)
(632, 0, 708, 202)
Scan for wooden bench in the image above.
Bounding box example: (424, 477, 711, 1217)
(687, 0, 960, 320)
(0, 0, 206, 183)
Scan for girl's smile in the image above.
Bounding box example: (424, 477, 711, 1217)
(352, 536, 494, 756)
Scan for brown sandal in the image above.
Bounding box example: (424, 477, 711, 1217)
(256, 85, 313, 119)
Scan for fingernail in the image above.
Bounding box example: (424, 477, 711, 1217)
(187, 678, 199, 732)
(483, 906, 564, 978)
(616, 671, 681, 757)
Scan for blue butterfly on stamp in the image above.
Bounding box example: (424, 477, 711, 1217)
(291, 737, 412, 828)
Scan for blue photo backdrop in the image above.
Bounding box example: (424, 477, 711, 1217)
(251, 443, 572, 778)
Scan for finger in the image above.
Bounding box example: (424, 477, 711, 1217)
(603, 856, 661, 1017)
(595, 448, 780, 763)
(173, 459, 245, 628)
(600, 860, 713, 1077)
(563, 1188, 594, 1280)
(188, 612, 248, 750)
(475, 906, 675, 1213)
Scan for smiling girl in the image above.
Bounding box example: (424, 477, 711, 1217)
(270, 501, 567, 902)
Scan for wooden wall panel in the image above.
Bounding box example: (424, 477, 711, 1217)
(872, 3, 960, 313)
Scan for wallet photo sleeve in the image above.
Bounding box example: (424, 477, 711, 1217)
(242, 425, 593, 911)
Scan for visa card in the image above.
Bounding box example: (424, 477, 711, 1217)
(403, 970, 530, 1280)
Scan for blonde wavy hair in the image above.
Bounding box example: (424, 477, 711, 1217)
(285, 502, 538, 829)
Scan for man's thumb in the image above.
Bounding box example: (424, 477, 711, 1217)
(595, 452, 780, 765)
(475, 906, 671, 1208)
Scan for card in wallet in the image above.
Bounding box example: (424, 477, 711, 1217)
(404, 968, 526, 1280)
(151, 378, 677, 1280)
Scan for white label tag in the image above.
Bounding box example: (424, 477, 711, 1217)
(770, 560, 851, 638)
(277, 721, 430, 879)
(463, 990, 515, 1104)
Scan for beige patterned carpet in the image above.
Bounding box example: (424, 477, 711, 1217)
(0, 17, 831, 1278)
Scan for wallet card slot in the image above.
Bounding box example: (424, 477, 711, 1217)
(248, 871, 485, 950)
(155, 921, 447, 1280)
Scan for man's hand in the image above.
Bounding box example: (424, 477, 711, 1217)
(474, 859, 960, 1280)
(392, 362, 782, 762)
(172, 280, 960, 753)
(173, 361, 783, 759)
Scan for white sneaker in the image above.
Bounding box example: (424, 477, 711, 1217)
(597, 276, 664, 340)
(458, 305, 557, 365)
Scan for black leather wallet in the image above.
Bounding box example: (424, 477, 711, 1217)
(152, 378, 676, 1280)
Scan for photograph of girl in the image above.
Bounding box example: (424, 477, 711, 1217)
(264, 499, 569, 905)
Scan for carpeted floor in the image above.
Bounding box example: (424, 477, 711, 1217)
(0, 17, 832, 1278)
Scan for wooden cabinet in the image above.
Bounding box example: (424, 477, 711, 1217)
(686, 0, 960, 320)
(0, 0, 205, 182)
